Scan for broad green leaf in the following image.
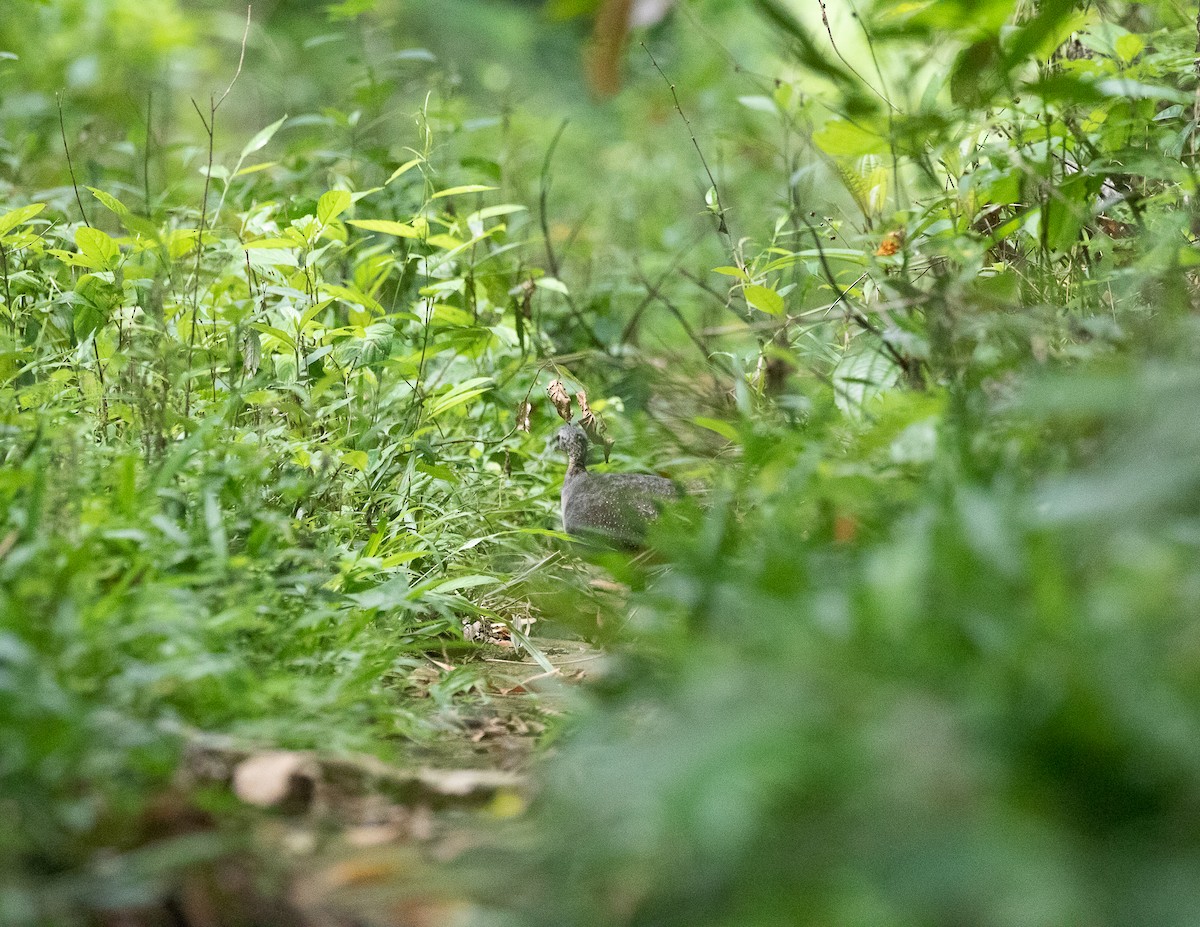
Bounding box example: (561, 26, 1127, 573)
(341, 450, 369, 472)
(75, 227, 120, 270)
(713, 265, 749, 280)
(239, 114, 287, 160)
(317, 190, 352, 226)
(0, 203, 45, 239)
(426, 233, 464, 250)
(833, 345, 900, 419)
(323, 283, 384, 316)
(812, 119, 889, 157)
(430, 303, 475, 327)
(249, 322, 297, 350)
(347, 218, 423, 239)
(380, 550, 427, 568)
(744, 284, 785, 316)
(244, 248, 299, 268)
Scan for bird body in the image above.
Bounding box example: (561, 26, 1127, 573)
(555, 424, 677, 546)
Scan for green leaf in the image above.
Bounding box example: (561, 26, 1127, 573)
(386, 157, 423, 184)
(0, 203, 45, 239)
(426, 376, 494, 418)
(534, 277, 569, 295)
(420, 574, 502, 596)
(431, 184, 496, 199)
(465, 204, 527, 224)
(812, 119, 889, 158)
(233, 161, 277, 177)
(347, 219, 423, 239)
(1095, 78, 1189, 104)
(317, 190, 352, 226)
(341, 450, 369, 472)
(88, 187, 159, 238)
(74, 227, 120, 270)
(744, 284, 785, 316)
(693, 417, 740, 443)
(239, 114, 287, 160)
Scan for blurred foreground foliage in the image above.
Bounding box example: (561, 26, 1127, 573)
(3, 0, 1200, 925)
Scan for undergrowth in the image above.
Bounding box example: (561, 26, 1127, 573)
(3, 1, 1200, 925)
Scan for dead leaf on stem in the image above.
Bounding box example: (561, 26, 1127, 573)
(546, 379, 573, 421)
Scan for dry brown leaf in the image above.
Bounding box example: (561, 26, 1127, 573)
(516, 400, 532, 433)
(546, 378, 573, 421)
(576, 389, 615, 462)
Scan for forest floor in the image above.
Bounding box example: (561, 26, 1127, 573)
(140, 631, 601, 926)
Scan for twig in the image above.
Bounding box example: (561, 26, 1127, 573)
(0, 244, 11, 334)
(56, 93, 90, 228)
(816, 0, 895, 111)
(184, 5, 252, 421)
(619, 230, 708, 345)
(540, 119, 568, 279)
(535, 120, 606, 350)
(641, 43, 732, 245)
(800, 215, 918, 378)
(143, 90, 154, 216)
(630, 262, 711, 361)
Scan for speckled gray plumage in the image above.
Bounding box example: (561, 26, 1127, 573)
(554, 423, 677, 546)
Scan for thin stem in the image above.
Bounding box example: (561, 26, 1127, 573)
(0, 244, 11, 335)
(143, 90, 154, 216)
(536, 120, 606, 350)
(56, 93, 91, 228)
(816, 0, 896, 111)
(183, 6, 252, 422)
(642, 43, 733, 247)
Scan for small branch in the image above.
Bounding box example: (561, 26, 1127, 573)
(56, 93, 90, 228)
(217, 5, 252, 113)
(642, 43, 732, 246)
(0, 244, 11, 334)
(184, 5, 253, 421)
(143, 90, 154, 216)
(535, 120, 606, 351)
(539, 119, 569, 280)
(816, 0, 896, 111)
(631, 263, 711, 362)
(800, 216, 918, 378)
(619, 230, 708, 345)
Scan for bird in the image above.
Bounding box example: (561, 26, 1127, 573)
(554, 423, 678, 547)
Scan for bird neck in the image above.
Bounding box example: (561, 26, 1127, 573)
(566, 453, 588, 476)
